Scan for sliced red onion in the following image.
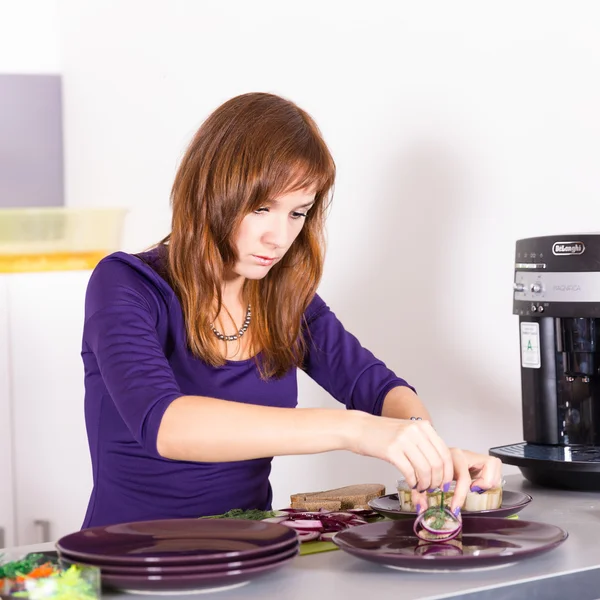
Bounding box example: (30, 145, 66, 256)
(286, 512, 321, 519)
(346, 509, 378, 517)
(413, 508, 462, 542)
(261, 516, 290, 524)
(420, 520, 458, 535)
(266, 508, 378, 543)
(318, 518, 346, 531)
(280, 519, 324, 530)
(327, 512, 359, 521)
(297, 531, 321, 542)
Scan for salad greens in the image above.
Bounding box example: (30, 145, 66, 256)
(0, 554, 46, 580)
(0, 553, 99, 600)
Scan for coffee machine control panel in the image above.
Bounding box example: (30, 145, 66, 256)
(513, 235, 600, 318)
(514, 280, 544, 294)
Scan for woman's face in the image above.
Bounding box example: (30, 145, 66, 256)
(229, 188, 315, 281)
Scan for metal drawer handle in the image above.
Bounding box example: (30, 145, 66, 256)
(34, 519, 51, 544)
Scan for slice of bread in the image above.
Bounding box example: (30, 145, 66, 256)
(290, 499, 342, 511)
(290, 484, 385, 511)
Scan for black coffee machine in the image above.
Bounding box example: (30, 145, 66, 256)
(490, 234, 600, 490)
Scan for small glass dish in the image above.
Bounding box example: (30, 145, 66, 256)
(0, 551, 100, 599)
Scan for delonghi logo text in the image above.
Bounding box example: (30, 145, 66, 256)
(552, 241, 585, 256)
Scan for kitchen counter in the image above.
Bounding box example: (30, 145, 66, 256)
(4, 474, 600, 600)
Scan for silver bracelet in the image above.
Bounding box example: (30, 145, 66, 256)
(410, 416, 423, 421)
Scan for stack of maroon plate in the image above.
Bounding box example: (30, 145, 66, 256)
(56, 518, 299, 594)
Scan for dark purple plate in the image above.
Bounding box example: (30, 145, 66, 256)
(368, 490, 533, 520)
(100, 552, 296, 594)
(61, 543, 299, 575)
(332, 517, 567, 572)
(56, 519, 298, 565)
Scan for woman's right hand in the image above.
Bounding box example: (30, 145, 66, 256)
(350, 413, 457, 493)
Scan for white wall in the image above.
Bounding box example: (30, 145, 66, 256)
(0, 0, 60, 73)
(25, 1, 600, 507)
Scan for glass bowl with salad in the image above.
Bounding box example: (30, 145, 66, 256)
(0, 552, 100, 600)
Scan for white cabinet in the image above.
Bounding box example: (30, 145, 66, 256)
(1, 270, 93, 547)
(0, 276, 16, 549)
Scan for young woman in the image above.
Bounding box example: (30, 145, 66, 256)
(81, 92, 501, 528)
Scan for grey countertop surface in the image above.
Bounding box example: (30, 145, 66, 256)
(5, 474, 600, 600)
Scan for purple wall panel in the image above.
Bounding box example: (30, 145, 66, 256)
(0, 74, 64, 208)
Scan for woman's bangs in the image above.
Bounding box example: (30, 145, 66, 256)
(259, 156, 334, 207)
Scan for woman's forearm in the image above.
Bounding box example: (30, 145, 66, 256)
(381, 385, 432, 422)
(156, 395, 364, 462)
(157, 393, 464, 496)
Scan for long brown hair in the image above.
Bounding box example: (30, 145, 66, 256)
(165, 92, 336, 378)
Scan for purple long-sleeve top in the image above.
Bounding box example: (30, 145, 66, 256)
(81, 247, 413, 528)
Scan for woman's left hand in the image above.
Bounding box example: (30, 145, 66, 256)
(447, 449, 503, 516)
(413, 449, 503, 515)
(460, 449, 503, 491)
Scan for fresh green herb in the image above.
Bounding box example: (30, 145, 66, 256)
(428, 491, 446, 530)
(201, 508, 277, 520)
(0, 553, 45, 579)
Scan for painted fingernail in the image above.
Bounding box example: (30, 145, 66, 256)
(427, 488, 436, 493)
(416, 503, 421, 514)
(412, 484, 419, 490)
(418, 489, 427, 494)
(443, 482, 451, 493)
(453, 507, 461, 517)
(470, 486, 484, 494)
